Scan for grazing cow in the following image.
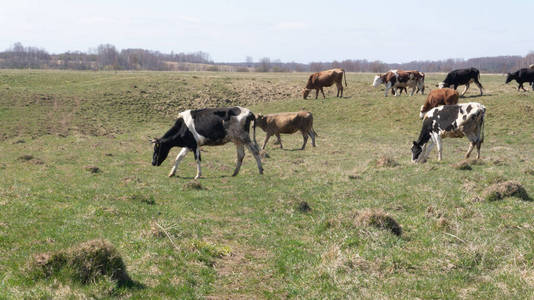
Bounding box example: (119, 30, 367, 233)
(151, 106, 263, 179)
(255, 111, 317, 150)
(303, 68, 347, 99)
(373, 70, 425, 97)
(419, 88, 459, 119)
(411, 102, 486, 163)
(438, 68, 483, 96)
(505, 68, 534, 91)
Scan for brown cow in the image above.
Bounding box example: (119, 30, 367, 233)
(254, 111, 317, 150)
(303, 68, 347, 99)
(419, 88, 459, 119)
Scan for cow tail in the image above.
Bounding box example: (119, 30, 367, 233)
(343, 69, 348, 87)
(249, 112, 258, 146)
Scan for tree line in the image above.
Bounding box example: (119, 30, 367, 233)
(0, 43, 212, 70)
(0, 42, 533, 73)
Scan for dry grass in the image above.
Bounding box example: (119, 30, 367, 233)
(183, 180, 203, 190)
(372, 156, 399, 168)
(481, 180, 530, 201)
(355, 209, 402, 236)
(28, 239, 132, 286)
(452, 160, 472, 170)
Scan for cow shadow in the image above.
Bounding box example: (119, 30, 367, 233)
(461, 94, 488, 98)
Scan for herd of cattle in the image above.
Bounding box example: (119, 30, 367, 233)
(151, 65, 534, 177)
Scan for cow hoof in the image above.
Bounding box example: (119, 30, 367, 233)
(168, 172, 175, 177)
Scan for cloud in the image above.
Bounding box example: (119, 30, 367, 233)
(273, 21, 308, 30)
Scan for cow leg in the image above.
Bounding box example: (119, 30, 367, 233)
(232, 143, 246, 176)
(519, 83, 526, 92)
(421, 141, 434, 163)
(193, 148, 202, 179)
(315, 89, 319, 99)
(460, 83, 470, 96)
(465, 142, 475, 159)
(300, 131, 308, 150)
(262, 133, 272, 150)
(309, 130, 316, 147)
(244, 141, 264, 175)
(384, 83, 391, 97)
(320, 87, 326, 99)
(275, 133, 283, 149)
(474, 80, 483, 95)
(431, 133, 443, 161)
(476, 141, 482, 159)
(168, 147, 190, 177)
(410, 86, 416, 96)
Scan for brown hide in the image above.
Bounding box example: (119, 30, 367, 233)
(303, 68, 346, 99)
(420, 88, 459, 118)
(255, 111, 317, 149)
(256, 111, 314, 134)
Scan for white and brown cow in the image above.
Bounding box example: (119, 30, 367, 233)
(151, 106, 263, 179)
(255, 111, 317, 150)
(419, 88, 459, 119)
(411, 102, 486, 163)
(373, 70, 425, 97)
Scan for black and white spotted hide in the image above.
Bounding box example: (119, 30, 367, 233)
(151, 106, 263, 179)
(411, 102, 486, 163)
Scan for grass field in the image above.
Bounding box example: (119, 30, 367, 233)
(1, 70, 534, 299)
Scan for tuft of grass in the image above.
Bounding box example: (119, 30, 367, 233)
(372, 155, 399, 168)
(28, 239, 132, 286)
(85, 166, 101, 174)
(481, 180, 530, 201)
(356, 209, 402, 236)
(183, 180, 203, 190)
(452, 160, 472, 170)
(297, 201, 311, 213)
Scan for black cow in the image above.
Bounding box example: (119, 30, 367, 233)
(438, 68, 484, 96)
(151, 106, 263, 179)
(505, 68, 534, 91)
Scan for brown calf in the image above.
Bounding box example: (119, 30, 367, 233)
(303, 68, 347, 99)
(255, 111, 317, 150)
(419, 88, 459, 119)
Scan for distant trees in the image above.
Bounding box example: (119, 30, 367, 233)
(1, 42, 533, 73)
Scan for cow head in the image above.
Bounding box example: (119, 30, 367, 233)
(419, 105, 426, 119)
(372, 75, 383, 87)
(411, 141, 424, 163)
(505, 73, 514, 84)
(151, 138, 172, 166)
(303, 89, 311, 99)
(437, 82, 447, 88)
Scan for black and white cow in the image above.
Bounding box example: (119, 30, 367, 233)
(151, 106, 263, 179)
(411, 102, 486, 163)
(505, 68, 534, 91)
(438, 68, 484, 96)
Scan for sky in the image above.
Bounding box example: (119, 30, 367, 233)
(1, 0, 533, 63)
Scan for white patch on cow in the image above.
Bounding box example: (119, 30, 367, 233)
(179, 110, 206, 145)
(372, 75, 382, 87)
(438, 82, 445, 89)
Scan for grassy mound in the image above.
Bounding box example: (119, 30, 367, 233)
(356, 209, 402, 236)
(28, 239, 132, 286)
(481, 180, 530, 201)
